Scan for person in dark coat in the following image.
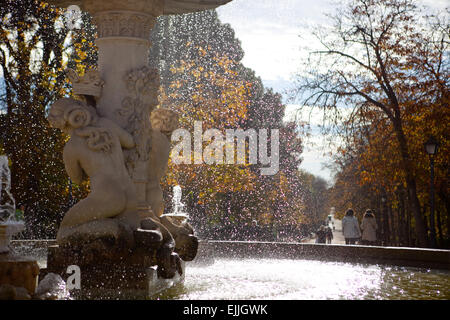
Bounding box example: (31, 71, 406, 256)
(316, 225, 327, 244)
(325, 226, 333, 244)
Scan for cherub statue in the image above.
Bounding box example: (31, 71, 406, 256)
(147, 107, 179, 217)
(48, 98, 139, 243)
(146, 108, 198, 261)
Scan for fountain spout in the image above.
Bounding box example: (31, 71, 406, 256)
(161, 185, 188, 223)
(0, 155, 24, 253)
(0, 156, 16, 221)
(0, 156, 38, 299)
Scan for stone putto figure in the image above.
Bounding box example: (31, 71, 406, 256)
(47, 97, 195, 278)
(148, 108, 198, 261)
(147, 107, 179, 217)
(48, 98, 139, 243)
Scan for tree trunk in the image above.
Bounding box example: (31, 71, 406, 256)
(388, 204, 395, 246)
(383, 199, 390, 246)
(436, 208, 443, 248)
(398, 189, 406, 246)
(392, 119, 428, 247)
(438, 187, 450, 245)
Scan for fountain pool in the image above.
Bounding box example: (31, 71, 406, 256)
(157, 258, 450, 300)
(10, 241, 450, 300)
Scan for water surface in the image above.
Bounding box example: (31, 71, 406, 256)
(159, 258, 450, 300)
(15, 244, 450, 300)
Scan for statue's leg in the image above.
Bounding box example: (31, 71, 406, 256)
(147, 185, 164, 217)
(59, 191, 126, 229)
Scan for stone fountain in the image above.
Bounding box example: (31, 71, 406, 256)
(161, 185, 189, 222)
(0, 156, 39, 299)
(41, 0, 232, 298)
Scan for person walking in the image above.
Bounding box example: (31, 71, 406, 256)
(360, 209, 377, 246)
(15, 204, 25, 221)
(315, 225, 327, 244)
(342, 209, 361, 245)
(325, 226, 333, 244)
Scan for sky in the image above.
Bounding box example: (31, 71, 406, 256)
(216, 0, 338, 182)
(216, 0, 448, 183)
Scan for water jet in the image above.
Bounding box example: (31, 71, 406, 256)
(0, 156, 40, 299)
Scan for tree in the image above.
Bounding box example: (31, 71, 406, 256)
(151, 10, 305, 239)
(0, 0, 94, 237)
(293, 0, 449, 247)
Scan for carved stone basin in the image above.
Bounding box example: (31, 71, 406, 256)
(0, 222, 25, 254)
(0, 223, 39, 298)
(46, 0, 232, 15)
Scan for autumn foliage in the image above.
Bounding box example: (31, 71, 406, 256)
(296, 0, 449, 247)
(151, 11, 306, 240)
(1, 6, 313, 240)
(0, 0, 95, 237)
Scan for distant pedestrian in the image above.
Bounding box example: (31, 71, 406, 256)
(15, 204, 25, 221)
(315, 225, 327, 244)
(342, 209, 361, 245)
(325, 226, 333, 244)
(360, 209, 377, 246)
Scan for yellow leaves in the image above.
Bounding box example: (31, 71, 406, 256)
(170, 80, 183, 89)
(162, 49, 250, 131)
(191, 93, 200, 101)
(360, 170, 372, 184)
(191, 68, 201, 79)
(160, 43, 304, 227)
(198, 47, 207, 57)
(77, 51, 87, 60)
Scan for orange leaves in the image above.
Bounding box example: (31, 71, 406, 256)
(160, 43, 258, 210)
(162, 45, 250, 131)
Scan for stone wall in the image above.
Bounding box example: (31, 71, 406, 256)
(204, 241, 450, 270)
(12, 240, 450, 270)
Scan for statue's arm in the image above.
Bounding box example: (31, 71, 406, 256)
(108, 120, 135, 149)
(63, 144, 84, 185)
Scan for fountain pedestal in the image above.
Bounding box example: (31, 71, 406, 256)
(0, 224, 40, 298)
(46, 0, 232, 218)
(0, 254, 40, 298)
(43, 244, 184, 299)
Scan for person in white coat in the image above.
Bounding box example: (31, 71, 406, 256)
(360, 209, 377, 246)
(342, 209, 361, 245)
